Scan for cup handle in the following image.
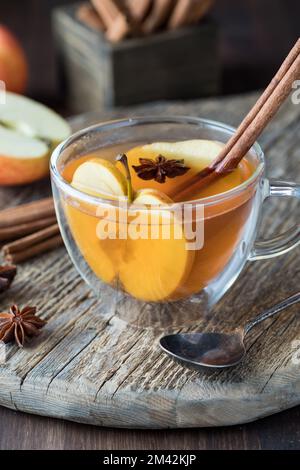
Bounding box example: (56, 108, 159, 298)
(249, 180, 300, 261)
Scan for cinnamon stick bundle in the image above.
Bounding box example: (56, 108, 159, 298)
(4, 235, 63, 264)
(77, 2, 105, 31)
(0, 198, 54, 229)
(3, 224, 61, 255)
(0, 217, 57, 242)
(91, 0, 132, 42)
(142, 0, 175, 35)
(0, 198, 63, 264)
(168, 0, 214, 29)
(78, 0, 215, 41)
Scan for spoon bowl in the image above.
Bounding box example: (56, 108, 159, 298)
(160, 292, 300, 369)
(160, 331, 245, 368)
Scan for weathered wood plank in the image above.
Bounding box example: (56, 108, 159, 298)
(0, 92, 299, 428)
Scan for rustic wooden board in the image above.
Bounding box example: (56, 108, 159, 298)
(0, 93, 299, 428)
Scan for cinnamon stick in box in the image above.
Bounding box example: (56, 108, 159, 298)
(142, 0, 175, 34)
(124, 0, 152, 22)
(168, 0, 214, 29)
(91, 0, 131, 42)
(77, 2, 106, 31)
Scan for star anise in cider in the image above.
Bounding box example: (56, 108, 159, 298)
(132, 154, 190, 183)
(0, 305, 47, 348)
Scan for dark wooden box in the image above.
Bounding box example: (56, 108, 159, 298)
(53, 3, 220, 114)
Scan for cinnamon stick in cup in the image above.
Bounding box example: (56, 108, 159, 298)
(171, 38, 300, 201)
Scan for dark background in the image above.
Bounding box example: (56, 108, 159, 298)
(1, 0, 300, 450)
(1, 0, 300, 108)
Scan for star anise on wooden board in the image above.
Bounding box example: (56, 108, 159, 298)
(0, 305, 47, 348)
(132, 155, 190, 183)
(0, 265, 17, 293)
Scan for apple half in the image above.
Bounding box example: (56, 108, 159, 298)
(0, 92, 70, 185)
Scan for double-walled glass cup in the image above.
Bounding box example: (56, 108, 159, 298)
(50, 117, 300, 328)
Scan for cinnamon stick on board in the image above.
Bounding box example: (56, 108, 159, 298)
(0, 197, 55, 229)
(171, 38, 300, 201)
(5, 235, 63, 264)
(3, 224, 60, 255)
(0, 217, 57, 242)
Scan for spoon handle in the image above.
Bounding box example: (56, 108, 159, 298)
(244, 292, 300, 335)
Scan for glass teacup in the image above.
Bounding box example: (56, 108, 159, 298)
(50, 117, 300, 328)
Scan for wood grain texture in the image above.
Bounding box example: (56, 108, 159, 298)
(1, 404, 300, 450)
(0, 92, 299, 429)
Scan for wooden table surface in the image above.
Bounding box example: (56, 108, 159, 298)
(1, 92, 299, 449)
(0, 405, 299, 450)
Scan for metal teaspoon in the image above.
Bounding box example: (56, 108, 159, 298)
(160, 292, 300, 368)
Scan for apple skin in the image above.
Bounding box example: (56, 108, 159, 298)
(0, 153, 50, 186)
(0, 25, 28, 94)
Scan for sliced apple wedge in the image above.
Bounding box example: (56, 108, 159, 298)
(71, 158, 128, 198)
(118, 210, 194, 302)
(0, 92, 70, 144)
(118, 188, 193, 302)
(122, 139, 250, 200)
(0, 92, 70, 185)
(66, 204, 118, 285)
(119, 139, 224, 198)
(68, 158, 128, 286)
(0, 125, 50, 185)
(133, 188, 173, 205)
(142, 139, 224, 167)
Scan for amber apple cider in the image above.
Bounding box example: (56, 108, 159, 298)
(62, 141, 255, 302)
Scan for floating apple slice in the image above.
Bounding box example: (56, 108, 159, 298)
(65, 204, 118, 285)
(68, 157, 128, 286)
(118, 139, 223, 197)
(118, 188, 194, 302)
(122, 139, 250, 200)
(0, 92, 70, 185)
(142, 139, 224, 167)
(133, 188, 173, 205)
(119, 213, 194, 302)
(71, 158, 128, 198)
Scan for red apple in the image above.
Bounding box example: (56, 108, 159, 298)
(0, 92, 70, 186)
(0, 25, 28, 94)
